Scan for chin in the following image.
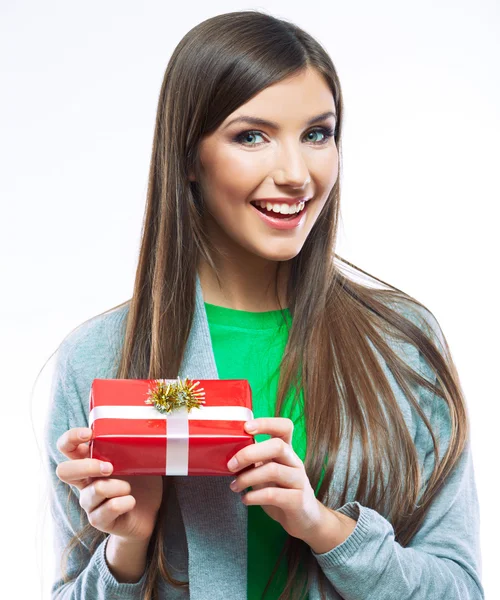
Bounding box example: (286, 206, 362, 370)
(253, 245, 304, 262)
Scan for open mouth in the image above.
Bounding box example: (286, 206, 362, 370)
(249, 200, 306, 220)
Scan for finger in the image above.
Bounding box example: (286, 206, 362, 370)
(244, 417, 294, 445)
(87, 495, 136, 532)
(79, 478, 132, 514)
(56, 427, 93, 460)
(231, 461, 302, 493)
(228, 437, 301, 473)
(56, 458, 113, 491)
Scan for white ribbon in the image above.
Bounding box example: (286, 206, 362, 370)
(89, 404, 253, 475)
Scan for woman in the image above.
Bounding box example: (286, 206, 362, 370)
(44, 10, 484, 600)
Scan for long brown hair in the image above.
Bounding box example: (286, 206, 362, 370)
(57, 10, 469, 599)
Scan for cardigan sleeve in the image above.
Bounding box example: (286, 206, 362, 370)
(310, 307, 484, 599)
(311, 439, 483, 599)
(43, 340, 149, 599)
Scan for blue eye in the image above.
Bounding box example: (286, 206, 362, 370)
(233, 125, 335, 147)
(236, 131, 265, 145)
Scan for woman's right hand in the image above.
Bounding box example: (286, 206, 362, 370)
(55, 427, 164, 543)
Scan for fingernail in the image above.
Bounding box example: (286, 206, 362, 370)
(227, 457, 238, 471)
(245, 420, 257, 433)
(79, 428, 91, 439)
(100, 462, 113, 473)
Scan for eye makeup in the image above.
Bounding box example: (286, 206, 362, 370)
(232, 124, 335, 147)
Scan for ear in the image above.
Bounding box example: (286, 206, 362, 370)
(188, 170, 196, 182)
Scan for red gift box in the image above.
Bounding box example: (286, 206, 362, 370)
(88, 378, 255, 476)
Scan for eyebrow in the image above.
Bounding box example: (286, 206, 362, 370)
(222, 110, 337, 131)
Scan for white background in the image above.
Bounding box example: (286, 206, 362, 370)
(1, 1, 498, 598)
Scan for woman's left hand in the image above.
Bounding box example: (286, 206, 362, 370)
(226, 416, 324, 543)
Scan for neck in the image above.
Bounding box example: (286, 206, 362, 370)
(198, 254, 290, 312)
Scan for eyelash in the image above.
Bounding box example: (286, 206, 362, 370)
(233, 125, 335, 147)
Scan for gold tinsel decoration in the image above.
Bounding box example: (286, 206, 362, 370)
(145, 377, 206, 414)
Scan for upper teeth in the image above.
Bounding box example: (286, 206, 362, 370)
(253, 200, 306, 215)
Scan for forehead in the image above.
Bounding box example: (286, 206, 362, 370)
(220, 68, 336, 130)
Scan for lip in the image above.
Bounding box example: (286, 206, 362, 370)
(252, 196, 310, 205)
(250, 200, 309, 230)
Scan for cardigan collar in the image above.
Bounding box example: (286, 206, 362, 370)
(173, 272, 249, 598)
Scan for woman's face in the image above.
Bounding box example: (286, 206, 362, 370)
(191, 67, 339, 263)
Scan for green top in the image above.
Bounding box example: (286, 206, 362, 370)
(205, 301, 324, 599)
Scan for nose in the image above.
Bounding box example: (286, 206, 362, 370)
(271, 142, 311, 189)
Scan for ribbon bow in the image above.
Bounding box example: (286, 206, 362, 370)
(145, 377, 206, 414)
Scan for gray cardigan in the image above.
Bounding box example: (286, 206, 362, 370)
(44, 274, 484, 599)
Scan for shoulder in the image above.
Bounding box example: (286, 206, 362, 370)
(54, 301, 130, 403)
(371, 295, 449, 438)
(391, 297, 445, 351)
(44, 301, 131, 448)
(378, 294, 447, 382)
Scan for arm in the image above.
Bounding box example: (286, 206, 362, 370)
(302, 504, 357, 555)
(306, 308, 484, 599)
(105, 535, 150, 583)
(43, 341, 149, 599)
(309, 439, 483, 599)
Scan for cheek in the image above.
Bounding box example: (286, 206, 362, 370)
(317, 147, 339, 189)
(204, 148, 261, 199)
(204, 156, 269, 221)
